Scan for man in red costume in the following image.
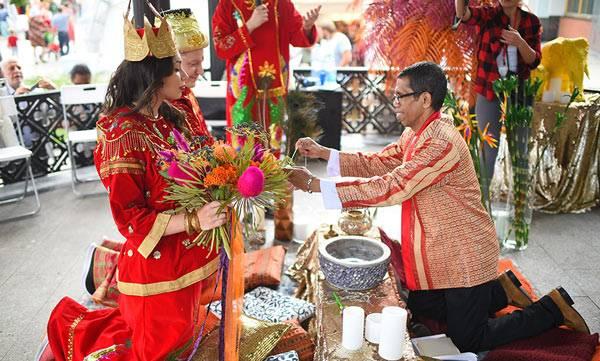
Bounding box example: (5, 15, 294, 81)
(212, 0, 320, 151)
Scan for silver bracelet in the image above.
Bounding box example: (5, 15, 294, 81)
(306, 176, 315, 194)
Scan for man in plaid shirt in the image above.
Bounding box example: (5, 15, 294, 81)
(456, 0, 541, 196)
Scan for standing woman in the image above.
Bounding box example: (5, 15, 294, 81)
(455, 0, 541, 196)
(47, 11, 226, 361)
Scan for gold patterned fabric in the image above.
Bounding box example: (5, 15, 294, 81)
(286, 230, 320, 302)
(530, 94, 600, 213)
(162, 8, 209, 53)
(335, 115, 499, 291)
(191, 315, 290, 361)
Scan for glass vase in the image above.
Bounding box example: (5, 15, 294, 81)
(489, 130, 534, 251)
(503, 126, 533, 251)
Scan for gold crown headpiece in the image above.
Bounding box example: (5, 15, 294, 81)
(123, 0, 177, 62)
(161, 8, 208, 53)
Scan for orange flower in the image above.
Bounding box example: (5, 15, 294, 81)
(190, 157, 209, 169)
(455, 114, 475, 144)
(262, 151, 276, 164)
(203, 164, 238, 187)
(214, 141, 236, 162)
(479, 123, 498, 148)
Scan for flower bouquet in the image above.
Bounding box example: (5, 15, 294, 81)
(158, 124, 292, 258)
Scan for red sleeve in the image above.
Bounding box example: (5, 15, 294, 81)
(283, 0, 316, 47)
(335, 138, 460, 208)
(338, 142, 404, 178)
(212, 0, 256, 60)
(464, 5, 498, 25)
(95, 125, 171, 258)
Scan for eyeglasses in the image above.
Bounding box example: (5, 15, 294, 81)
(392, 91, 422, 103)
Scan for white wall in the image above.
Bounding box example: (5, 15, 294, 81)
(523, 0, 566, 17)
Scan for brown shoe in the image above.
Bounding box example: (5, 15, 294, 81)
(548, 287, 590, 334)
(498, 270, 533, 308)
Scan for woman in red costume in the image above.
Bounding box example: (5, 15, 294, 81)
(46, 11, 226, 361)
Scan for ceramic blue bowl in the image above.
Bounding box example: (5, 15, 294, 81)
(318, 236, 391, 291)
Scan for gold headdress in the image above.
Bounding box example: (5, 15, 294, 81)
(161, 8, 208, 53)
(123, 0, 177, 61)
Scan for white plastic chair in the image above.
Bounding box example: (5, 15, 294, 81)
(61, 84, 107, 196)
(0, 95, 41, 222)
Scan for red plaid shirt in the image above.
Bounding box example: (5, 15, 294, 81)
(464, 5, 542, 101)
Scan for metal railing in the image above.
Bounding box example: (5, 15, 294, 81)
(292, 67, 402, 135)
(0, 91, 100, 184)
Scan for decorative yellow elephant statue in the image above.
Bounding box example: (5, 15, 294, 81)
(531, 37, 588, 101)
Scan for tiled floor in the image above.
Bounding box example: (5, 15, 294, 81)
(0, 134, 599, 360)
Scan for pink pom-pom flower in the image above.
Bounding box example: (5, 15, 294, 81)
(237, 166, 264, 198)
(168, 161, 194, 185)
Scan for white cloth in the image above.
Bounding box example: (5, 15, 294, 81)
(320, 149, 342, 209)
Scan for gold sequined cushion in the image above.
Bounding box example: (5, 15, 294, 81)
(192, 315, 291, 361)
(269, 320, 315, 361)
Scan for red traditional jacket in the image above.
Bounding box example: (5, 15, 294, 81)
(212, 0, 316, 145)
(94, 105, 218, 297)
(172, 86, 214, 146)
(334, 112, 500, 291)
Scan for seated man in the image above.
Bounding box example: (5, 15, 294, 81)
(69, 64, 92, 85)
(288, 61, 589, 352)
(1, 58, 55, 95)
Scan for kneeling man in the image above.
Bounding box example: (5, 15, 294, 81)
(288, 61, 589, 352)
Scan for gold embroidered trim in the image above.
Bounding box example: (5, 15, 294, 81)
(138, 213, 172, 258)
(273, 0, 286, 89)
(117, 257, 220, 296)
(256, 86, 286, 99)
(83, 345, 119, 361)
(67, 314, 85, 361)
(99, 158, 145, 179)
(238, 25, 250, 49)
(231, 1, 260, 93)
(98, 130, 155, 161)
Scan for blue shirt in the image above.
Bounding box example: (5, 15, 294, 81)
(51, 13, 69, 32)
(0, 9, 9, 22)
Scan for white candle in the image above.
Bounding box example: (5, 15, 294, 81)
(342, 306, 365, 351)
(492, 209, 510, 241)
(365, 313, 382, 344)
(293, 220, 308, 243)
(378, 306, 407, 360)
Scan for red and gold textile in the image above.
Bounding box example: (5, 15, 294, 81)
(335, 112, 499, 291)
(212, 0, 316, 147)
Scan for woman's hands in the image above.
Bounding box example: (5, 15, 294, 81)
(197, 201, 228, 231)
(500, 26, 525, 47)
